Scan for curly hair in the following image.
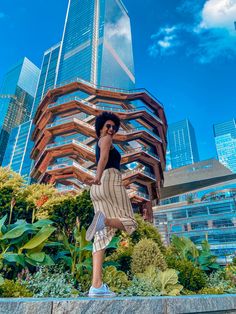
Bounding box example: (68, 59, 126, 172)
(95, 111, 120, 138)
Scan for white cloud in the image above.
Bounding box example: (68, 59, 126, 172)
(148, 0, 236, 63)
(106, 16, 131, 41)
(148, 26, 181, 56)
(199, 0, 236, 33)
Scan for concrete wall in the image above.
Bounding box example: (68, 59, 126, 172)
(1, 295, 236, 314)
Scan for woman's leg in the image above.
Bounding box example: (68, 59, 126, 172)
(92, 248, 106, 288)
(92, 219, 124, 287)
(104, 218, 126, 230)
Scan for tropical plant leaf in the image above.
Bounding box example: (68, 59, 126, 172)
(103, 260, 121, 268)
(25, 254, 54, 266)
(22, 226, 56, 250)
(1, 224, 31, 240)
(45, 241, 64, 247)
(58, 256, 72, 267)
(81, 243, 93, 251)
(43, 254, 55, 266)
(157, 269, 179, 290)
(106, 236, 120, 249)
(0, 274, 4, 286)
(0, 215, 7, 233)
(33, 219, 54, 228)
(26, 252, 46, 262)
(3, 253, 26, 267)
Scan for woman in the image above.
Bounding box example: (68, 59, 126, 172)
(85, 111, 137, 297)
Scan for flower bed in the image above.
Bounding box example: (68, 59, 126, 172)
(1, 167, 236, 300)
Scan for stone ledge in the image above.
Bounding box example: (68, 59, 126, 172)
(0, 295, 236, 314)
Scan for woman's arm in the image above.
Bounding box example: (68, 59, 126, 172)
(90, 135, 112, 185)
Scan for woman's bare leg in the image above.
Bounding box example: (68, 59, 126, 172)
(92, 218, 125, 288)
(104, 218, 125, 230)
(92, 248, 105, 288)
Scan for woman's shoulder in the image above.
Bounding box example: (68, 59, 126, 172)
(98, 135, 112, 147)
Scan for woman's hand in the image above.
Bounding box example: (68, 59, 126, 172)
(85, 177, 101, 185)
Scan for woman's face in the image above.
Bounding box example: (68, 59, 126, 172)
(100, 119, 118, 138)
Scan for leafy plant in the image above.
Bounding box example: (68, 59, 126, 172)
(121, 276, 160, 296)
(198, 240, 219, 272)
(55, 218, 93, 279)
(129, 214, 166, 254)
(170, 235, 199, 261)
(198, 287, 224, 294)
(166, 257, 207, 291)
(169, 236, 219, 272)
(131, 238, 167, 275)
(0, 215, 56, 275)
(0, 278, 33, 297)
(136, 266, 183, 296)
(122, 266, 183, 296)
(103, 266, 131, 293)
(20, 264, 80, 297)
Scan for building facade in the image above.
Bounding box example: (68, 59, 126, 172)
(56, 0, 135, 89)
(0, 58, 40, 165)
(167, 119, 199, 169)
(2, 45, 60, 180)
(214, 118, 236, 173)
(2, 120, 34, 183)
(154, 159, 236, 263)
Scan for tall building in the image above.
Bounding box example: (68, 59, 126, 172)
(0, 58, 40, 165)
(154, 159, 236, 263)
(30, 0, 167, 220)
(167, 119, 199, 169)
(2, 45, 60, 179)
(2, 120, 34, 184)
(56, 0, 135, 89)
(214, 118, 236, 173)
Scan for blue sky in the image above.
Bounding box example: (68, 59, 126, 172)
(0, 0, 235, 161)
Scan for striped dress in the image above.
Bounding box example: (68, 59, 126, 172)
(90, 146, 137, 253)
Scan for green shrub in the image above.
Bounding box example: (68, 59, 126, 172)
(50, 190, 94, 234)
(122, 266, 183, 296)
(78, 273, 91, 292)
(121, 276, 160, 296)
(130, 214, 166, 254)
(166, 257, 207, 291)
(198, 287, 224, 294)
(207, 269, 231, 291)
(181, 289, 197, 295)
(21, 264, 80, 297)
(131, 238, 167, 275)
(103, 266, 131, 293)
(0, 279, 33, 297)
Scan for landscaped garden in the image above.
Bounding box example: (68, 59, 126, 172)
(1, 167, 236, 298)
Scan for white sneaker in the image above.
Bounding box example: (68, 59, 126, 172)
(85, 211, 106, 241)
(88, 283, 116, 297)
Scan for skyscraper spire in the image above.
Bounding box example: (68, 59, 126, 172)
(56, 0, 135, 89)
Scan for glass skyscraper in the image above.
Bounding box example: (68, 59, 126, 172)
(167, 119, 199, 169)
(32, 43, 61, 117)
(0, 58, 40, 165)
(3, 44, 61, 180)
(2, 120, 34, 184)
(56, 0, 135, 89)
(214, 119, 236, 173)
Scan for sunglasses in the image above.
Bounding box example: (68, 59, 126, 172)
(105, 123, 118, 132)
